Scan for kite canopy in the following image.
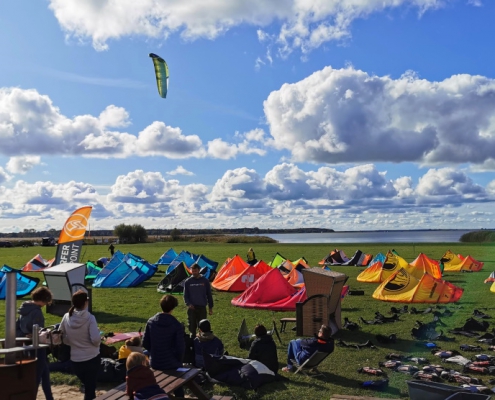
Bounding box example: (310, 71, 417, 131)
(440, 250, 484, 272)
(357, 251, 409, 283)
(149, 53, 169, 98)
(0, 265, 40, 299)
(212, 255, 264, 292)
(409, 253, 442, 279)
(22, 254, 52, 272)
(372, 267, 463, 303)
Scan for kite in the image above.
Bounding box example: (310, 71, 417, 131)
(149, 53, 169, 98)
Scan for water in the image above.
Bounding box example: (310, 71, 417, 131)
(262, 230, 472, 244)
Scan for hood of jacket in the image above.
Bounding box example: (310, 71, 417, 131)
(17, 301, 41, 316)
(197, 331, 217, 342)
(65, 309, 92, 329)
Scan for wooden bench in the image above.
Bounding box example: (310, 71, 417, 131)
(280, 317, 296, 332)
(95, 367, 232, 400)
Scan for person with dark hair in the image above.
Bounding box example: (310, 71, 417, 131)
(193, 319, 224, 368)
(16, 286, 54, 400)
(248, 324, 279, 374)
(281, 325, 334, 373)
(143, 295, 185, 397)
(247, 248, 257, 265)
(184, 264, 213, 336)
(108, 243, 115, 256)
(60, 290, 101, 400)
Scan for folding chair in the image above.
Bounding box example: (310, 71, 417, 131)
(294, 350, 331, 376)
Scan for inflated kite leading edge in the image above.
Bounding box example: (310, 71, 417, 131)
(149, 53, 169, 98)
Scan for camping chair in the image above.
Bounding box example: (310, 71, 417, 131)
(293, 350, 331, 377)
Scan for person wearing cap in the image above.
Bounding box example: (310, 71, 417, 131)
(248, 324, 279, 374)
(183, 264, 214, 336)
(281, 325, 334, 373)
(193, 319, 224, 368)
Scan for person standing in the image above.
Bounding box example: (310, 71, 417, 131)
(108, 243, 115, 257)
(142, 295, 185, 397)
(16, 286, 54, 400)
(60, 290, 101, 400)
(184, 264, 213, 336)
(247, 248, 257, 265)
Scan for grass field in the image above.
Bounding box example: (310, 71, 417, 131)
(1, 241, 495, 399)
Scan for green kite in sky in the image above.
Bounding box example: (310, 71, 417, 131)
(149, 53, 169, 98)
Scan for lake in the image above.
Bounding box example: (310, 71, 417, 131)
(262, 230, 473, 244)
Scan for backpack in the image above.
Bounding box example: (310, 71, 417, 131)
(463, 318, 489, 332)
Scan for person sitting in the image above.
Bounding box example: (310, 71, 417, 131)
(248, 324, 279, 374)
(126, 352, 168, 400)
(246, 248, 257, 265)
(282, 325, 334, 372)
(143, 295, 185, 397)
(193, 319, 224, 368)
(118, 336, 146, 361)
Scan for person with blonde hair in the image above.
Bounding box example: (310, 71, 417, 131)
(60, 290, 100, 400)
(126, 352, 166, 399)
(118, 336, 146, 360)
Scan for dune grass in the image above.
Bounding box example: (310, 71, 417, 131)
(1, 241, 495, 399)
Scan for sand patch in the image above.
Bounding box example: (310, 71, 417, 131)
(37, 384, 110, 399)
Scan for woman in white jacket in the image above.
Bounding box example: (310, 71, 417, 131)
(60, 290, 100, 400)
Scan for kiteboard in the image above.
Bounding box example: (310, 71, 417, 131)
(105, 331, 142, 344)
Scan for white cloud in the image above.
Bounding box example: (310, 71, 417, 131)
(264, 66, 495, 165)
(0, 164, 494, 232)
(6, 156, 41, 175)
(167, 166, 195, 176)
(0, 167, 11, 183)
(48, 0, 444, 54)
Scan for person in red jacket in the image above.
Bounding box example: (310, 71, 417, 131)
(126, 352, 167, 399)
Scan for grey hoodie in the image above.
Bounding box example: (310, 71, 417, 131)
(60, 309, 100, 362)
(16, 301, 44, 337)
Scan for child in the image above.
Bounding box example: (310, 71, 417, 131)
(126, 352, 167, 400)
(119, 336, 146, 360)
(193, 319, 224, 368)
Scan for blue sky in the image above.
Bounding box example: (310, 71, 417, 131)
(0, 0, 494, 232)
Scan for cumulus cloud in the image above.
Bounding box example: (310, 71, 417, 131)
(167, 166, 195, 176)
(6, 156, 42, 174)
(0, 164, 494, 232)
(264, 66, 495, 165)
(207, 129, 268, 159)
(0, 167, 11, 184)
(48, 0, 444, 54)
(0, 88, 210, 159)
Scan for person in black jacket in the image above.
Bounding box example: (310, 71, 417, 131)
(143, 295, 185, 397)
(184, 264, 214, 336)
(248, 324, 279, 374)
(282, 325, 334, 372)
(193, 319, 224, 368)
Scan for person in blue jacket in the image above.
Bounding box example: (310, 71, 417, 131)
(184, 264, 213, 336)
(193, 319, 224, 368)
(143, 295, 185, 397)
(282, 325, 334, 372)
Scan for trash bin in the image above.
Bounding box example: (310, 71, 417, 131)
(407, 380, 469, 400)
(0, 358, 38, 400)
(444, 393, 491, 400)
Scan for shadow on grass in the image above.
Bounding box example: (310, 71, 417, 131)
(323, 371, 403, 397)
(92, 310, 149, 325)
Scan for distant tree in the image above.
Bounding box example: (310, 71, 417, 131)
(170, 227, 181, 241)
(132, 224, 148, 243)
(114, 224, 148, 243)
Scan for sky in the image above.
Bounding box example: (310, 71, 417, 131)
(0, 0, 494, 233)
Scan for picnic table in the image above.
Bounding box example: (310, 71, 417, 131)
(95, 367, 232, 400)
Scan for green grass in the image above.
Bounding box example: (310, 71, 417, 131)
(1, 242, 495, 399)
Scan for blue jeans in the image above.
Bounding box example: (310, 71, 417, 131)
(287, 339, 302, 368)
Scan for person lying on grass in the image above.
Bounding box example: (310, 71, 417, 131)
(282, 324, 334, 372)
